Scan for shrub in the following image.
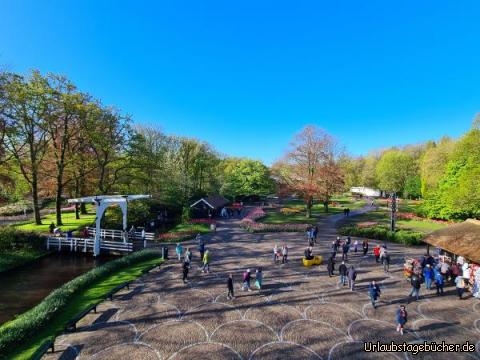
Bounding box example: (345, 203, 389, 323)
(0, 249, 161, 356)
(338, 225, 424, 246)
(0, 227, 44, 251)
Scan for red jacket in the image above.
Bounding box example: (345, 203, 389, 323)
(373, 247, 380, 256)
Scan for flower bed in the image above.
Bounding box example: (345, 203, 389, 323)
(241, 207, 310, 233)
(157, 231, 196, 242)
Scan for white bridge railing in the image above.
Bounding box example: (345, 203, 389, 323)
(86, 227, 155, 241)
(46, 237, 133, 253)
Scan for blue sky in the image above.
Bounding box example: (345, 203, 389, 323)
(1, 1, 479, 164)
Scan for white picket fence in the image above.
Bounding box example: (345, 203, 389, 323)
(86, 227, 155, 241)
(46, 237, 133, 253)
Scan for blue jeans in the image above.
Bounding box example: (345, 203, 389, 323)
(340, 275, 346, 285)
(409, 287, 420, 300)
(425, 278, 432, 289)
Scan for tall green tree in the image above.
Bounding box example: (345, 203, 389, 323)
(0, 71, 51, 224)
(220, 158, 275, 200)
(375, 150, 415, 194)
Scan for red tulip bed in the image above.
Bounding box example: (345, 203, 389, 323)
(241, 207, 310, 233)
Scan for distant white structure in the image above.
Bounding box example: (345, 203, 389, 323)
(350, 187, 381, 198)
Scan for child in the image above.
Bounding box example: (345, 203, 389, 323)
(282, 245, 288, 263)
(396, 305, 408, 335)
(242, 269, 251, 291)
(255, 268, 263, 289)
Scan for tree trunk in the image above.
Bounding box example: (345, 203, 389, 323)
(324, 201, 329, 213)
(305, 197, 313, 218)
(55, 179, 63, 226)
(31, 173, 42, 225)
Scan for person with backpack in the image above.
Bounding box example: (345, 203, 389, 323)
(242, 269, 252, 291)
(423, 264, 434, 290)
(409, 273, 422, 301)
(455, 275, 466, 299)
(339, 261, 348, 286)
(347, 265, 357, 291)
(327, 256, 335, 277)
(396, 305, 408, 335)
(202, 249, 210, 273)
(368, 281, 381, 308)
(434, 270, 444, 296)
(227, 274, 235, 299)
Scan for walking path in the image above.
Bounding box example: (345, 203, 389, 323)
(46, 207, 480, 359)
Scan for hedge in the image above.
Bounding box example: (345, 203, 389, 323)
(338, 225, 424, 246)
(0, 249, 161, 356)
(0, 227, 44, 251)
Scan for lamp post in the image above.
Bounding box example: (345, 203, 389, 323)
(390, 192, 397, 232)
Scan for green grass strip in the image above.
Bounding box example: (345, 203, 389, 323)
(0, 250, 163, 360)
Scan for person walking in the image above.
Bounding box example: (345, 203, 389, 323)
(273, 244, 279, 263)
(353, 240, 358, 253)
(182, 261, 189, 284)
(242, 269, 252, 291)
(198, 241, 205, 264)
(227, 274, 235, 299)
(184, 247, 192, 268)
(255, 267, 263, 289)
(347, 265, 357, 291)
(342, 242, 349, 262)
(362, 240, 369, 256)
(331, 241, 337, 259)
(369, 281, 381, 308)
(409, 273, 422, 301)
(313, 226, 318, 243)
(202, 249, 210, 273)
(327, 256, 335, 277)
(396, 305, 408, 335)
(339, 261, 348, 286)
(434, 270, 444, 296)
(455, 275, 466, 299)
(282, 245, 288, 263)
(423, 264, 434, 290)
(175, 243, 183, 261)
(373, 245, 381, 263)
(383, 251, 391, 273)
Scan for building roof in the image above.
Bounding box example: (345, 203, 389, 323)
(423, 219, 480, 263)
(190, 195, 229, 209)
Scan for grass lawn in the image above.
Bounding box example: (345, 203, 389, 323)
(260, 196, 366, 225)
(340, 204, 448, 234)
(14, 208, 95, 234)
(0, 249, 50, 273)
(169, 223, 211, 234)
(9, 257, 162, 360)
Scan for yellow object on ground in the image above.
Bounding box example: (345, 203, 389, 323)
(303, 256, 323, 267)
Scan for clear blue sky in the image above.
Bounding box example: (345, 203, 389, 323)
(1, 1, 479, 164)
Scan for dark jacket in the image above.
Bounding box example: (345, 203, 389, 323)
(327, 258, 335, 271)
(347, 267, 357, 280)
(369, 283, 381, 299)
(411, 274, 421, 289)
(396, 308, 408, 325)
(339, 264, 347, 276)
(227, 277, 234, 289)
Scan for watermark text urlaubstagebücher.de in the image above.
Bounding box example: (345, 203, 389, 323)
(364, 341, 476, 355)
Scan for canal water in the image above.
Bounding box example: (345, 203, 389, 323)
(0, 252, 114, 325)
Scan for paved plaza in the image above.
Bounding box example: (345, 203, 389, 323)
(46, 210, 480, 359)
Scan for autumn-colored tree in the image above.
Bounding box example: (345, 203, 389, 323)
(273, 125, 343, 217)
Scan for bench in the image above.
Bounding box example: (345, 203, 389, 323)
(106, 281, 130, 300)
(31, 339, 55, 360)
(65, 303, 98, 332)
(303, 255, 323, 267)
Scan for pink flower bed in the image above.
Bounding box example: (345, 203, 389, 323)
(358, 221, 379, 228)
(157, 231, 195, 242)
(241, 207, 310, 233)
